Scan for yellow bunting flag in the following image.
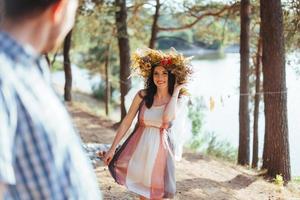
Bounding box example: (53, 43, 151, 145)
(209, 96, 215, 111)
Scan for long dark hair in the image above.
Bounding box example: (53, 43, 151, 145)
(144, 65, 176, 108)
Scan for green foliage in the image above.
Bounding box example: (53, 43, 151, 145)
(127, 2, 152, 49)
(72, 0, 244, 80)
(193, 18, 238, 48)
(188, 97, 204, 135)
(189, 131, 238, 162)
(157, 30, 196, 50)
(92, 82, 106, 100)
(72, 1, 118, 66)
(283, 0, 300, 50)
(187, 97, 237, 162)
(160, 31, 194, 44)
(71, 0, 125, 101)
(273, 174, 284, 186)
(50, 60, 63, 72)
(92, 81, 118, 104)
(205, 132, 237, 162)
(189, 137, 205, 151)
(187, 97, 205, 150)
(293, 176, 300, 183)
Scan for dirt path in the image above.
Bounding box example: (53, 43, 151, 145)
(67, 102, 300, 200)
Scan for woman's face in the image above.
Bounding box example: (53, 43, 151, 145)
(153, 66, 168, 89)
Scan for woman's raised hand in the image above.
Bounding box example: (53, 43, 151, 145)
(174, 83, 187, 93)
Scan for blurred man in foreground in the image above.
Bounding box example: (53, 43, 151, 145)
(0, 0, 102, 199)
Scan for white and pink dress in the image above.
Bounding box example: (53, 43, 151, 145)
(108, 98, 176, 199)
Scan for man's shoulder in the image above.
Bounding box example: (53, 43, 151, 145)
(0, 52, 15, 80)
(0, 49, 13, 64)
(0, 54, 16, 120)
(0, 50, 18, 101)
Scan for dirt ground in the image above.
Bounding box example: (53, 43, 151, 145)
(66, 97, 300, 200)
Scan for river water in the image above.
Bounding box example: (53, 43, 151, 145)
(189, 53, 300, 177)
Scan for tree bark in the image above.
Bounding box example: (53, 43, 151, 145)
(115, 0, 131, 121)
(238, 0, 250, 166)
(261, 0, 291, 182)
(252, 32, 262, 169)
(157, 3, 239, 32)
(63, 30, 73, 102)
(105, 44, 111, 116)
(149, 0, 160, 49)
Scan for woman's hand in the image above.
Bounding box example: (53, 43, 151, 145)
(103, 148, 115, 165)
(174, 83, 187, 93)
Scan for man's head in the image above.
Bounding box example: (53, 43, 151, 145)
(4, 0, 58, 19)
(3, 0, 78, 52)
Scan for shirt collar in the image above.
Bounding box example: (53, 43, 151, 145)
(0, 31, 41, 63)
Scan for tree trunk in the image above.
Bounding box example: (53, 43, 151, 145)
(149, 0, 160, 49)
(261, 0, 291, 182)
(115, 0, 131, 121)
(63, 30, 73, 102)
(252, 32, 262, 169)
(238, 0, 250, 166)
(105, 44, 111, 116)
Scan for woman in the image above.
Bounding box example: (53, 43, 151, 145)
(102, 48, 192, 199)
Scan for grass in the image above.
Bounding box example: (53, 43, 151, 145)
(187, 132, 238, 163)
(293, 176, 300, 184)
(187, 97, 237, 162)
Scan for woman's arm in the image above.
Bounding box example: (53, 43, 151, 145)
(0, 183, 5, 200)
(163, 84, 185, 123)
(104, 90, 144, 164)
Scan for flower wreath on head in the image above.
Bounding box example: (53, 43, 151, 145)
(131, 47, 193, 94)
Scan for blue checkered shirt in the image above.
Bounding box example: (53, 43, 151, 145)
(0, 31, 102, 199)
